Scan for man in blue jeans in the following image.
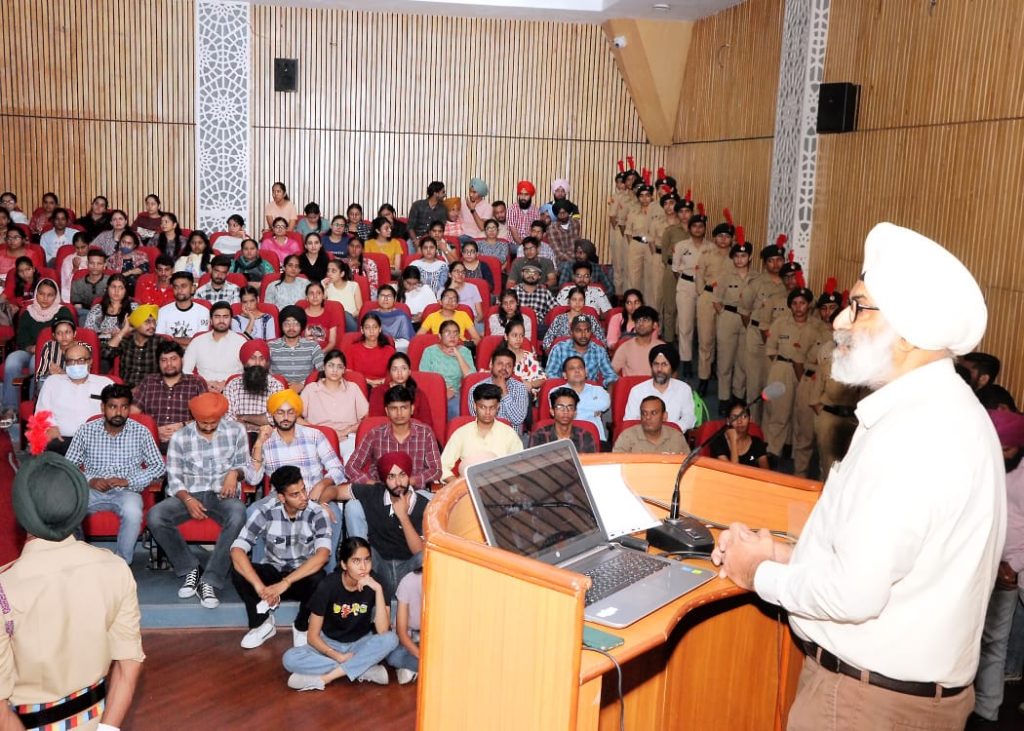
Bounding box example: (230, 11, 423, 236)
(64, 383, 166, 563)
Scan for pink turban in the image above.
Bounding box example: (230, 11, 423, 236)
(990, 409, 1024, 448)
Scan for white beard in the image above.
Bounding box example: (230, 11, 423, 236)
(832, 323, 900, 388)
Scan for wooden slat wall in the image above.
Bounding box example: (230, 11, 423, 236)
(813, 0, 1024, 404)
(0, 0, 195, 222)
(250, 7, 663, 261)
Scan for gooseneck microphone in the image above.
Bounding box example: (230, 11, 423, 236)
(648, 382, 786, 553)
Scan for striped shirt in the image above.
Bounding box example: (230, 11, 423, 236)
(194, 281, 241, 305)
(223, 373, 283, 428)
(231, 498, 332, 571)
(64, 418, 166, 491)
(244, 423, 346, 489)
(344, 422, 441, 488)
(469, 376, 530, 434)
(546, 340, 618, 387)
(166, 419, 250, 496)
(268, 337, 324, 384)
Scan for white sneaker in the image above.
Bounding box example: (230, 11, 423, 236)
(198, 582, 220, 609)
(357, 664, 389, 685)
(396, 668, 418, 685)
(292, 626, 307, 647)
(287, 673, 325, 692)
(240, 614, 276, 649)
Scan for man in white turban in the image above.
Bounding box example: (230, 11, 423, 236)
(713, 223, 1005, 729)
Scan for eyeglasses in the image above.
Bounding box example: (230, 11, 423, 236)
(65, 357, 90, 365)
(848, 299, 880, 322)
(552, 403, 577, 412)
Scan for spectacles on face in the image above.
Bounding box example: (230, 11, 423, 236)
(552, 403, 576, 412)
(848, 299, 880, 323)
(66, 356, 90, 365)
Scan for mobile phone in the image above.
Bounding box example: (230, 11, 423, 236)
(582, 626, 624, 651)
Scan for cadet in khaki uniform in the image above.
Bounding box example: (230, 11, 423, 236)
(624, 181, 662, 306)
(763, 287, 819, 457)
(739, 238, 787, 422)
(694, 213, 735, 395)
(791, 293, 834, 477)
(0, 452, 145, 731)
(607, 165, 635, 296)
(712, 229, 756, 413)
(660, 194, 693, 340)
(644, 193, 677, 315)
(672, 209, 706, 376)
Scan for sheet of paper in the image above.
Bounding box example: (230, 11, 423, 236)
(582, 463, 659, 539)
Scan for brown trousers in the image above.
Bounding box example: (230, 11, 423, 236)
(787, 655, 974, 731)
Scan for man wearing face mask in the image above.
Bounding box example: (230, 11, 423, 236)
(713, 223, 1004, 731)
(505, 180, 540, 246)
(35, 341, 113, 455)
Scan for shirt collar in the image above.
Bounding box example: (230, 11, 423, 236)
(384, 487, 417, 517)
(19, 535, 77, 555)
(855, 358, 956, 430)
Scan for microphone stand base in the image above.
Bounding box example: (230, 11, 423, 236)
(647, 518, 715, 554)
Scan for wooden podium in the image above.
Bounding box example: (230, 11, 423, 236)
(417, 454, 822, 731)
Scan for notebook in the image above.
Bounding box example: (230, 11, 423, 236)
(464, 441, 713, 628)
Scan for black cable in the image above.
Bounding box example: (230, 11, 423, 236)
(582, 646, 625, 731)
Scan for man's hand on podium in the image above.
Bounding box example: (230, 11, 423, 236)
(711, 522, 783, 591)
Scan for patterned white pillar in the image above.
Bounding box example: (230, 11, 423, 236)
(195, 0, 251, 234)
(766, 0, 830, 269)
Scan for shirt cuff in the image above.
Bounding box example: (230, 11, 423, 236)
(753, 560, 787, 606)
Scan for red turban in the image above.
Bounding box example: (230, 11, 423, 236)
(377, 451, 413, 482)
(516, 180, 536, 197)
(189, 392, 229, 421)
(239, 339, 270, 365)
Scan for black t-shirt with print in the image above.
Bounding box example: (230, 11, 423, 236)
(308, 571, 377, 643)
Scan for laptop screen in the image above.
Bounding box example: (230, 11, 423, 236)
(466, 442, 607, 565)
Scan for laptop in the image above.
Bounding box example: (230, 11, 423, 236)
(465, 441, 714, 628)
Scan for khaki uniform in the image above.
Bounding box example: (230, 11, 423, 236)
(672, 236, 704, 363)
(607, 190, 635, 294)
(762, 314, 826, 456)
(811, 340, 870, 478)
(713, 268, 757, 403)
(694, 244, 732, 380)
(624, 205, 663, 305)
(644, 213, 672, 314)
(659, 224, 686, 341)
(739, 276, 786, 423)
(791, 321, 834, 476)
(0, 537, 145, 729)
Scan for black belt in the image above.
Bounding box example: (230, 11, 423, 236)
(703, 285, 714, 293)
(796, 638, 967, 698)
(750, 319, 761, 327)
(654, 248, 662, 254)
(723, 305, 738, 314)
(823, 404, 857, 418)
(775, 355, 794, 364)
(803, 368, 815, 377)
(16, 680, 106, 728)
(631, 236, 648, 243)
(677, 272, 695, 282)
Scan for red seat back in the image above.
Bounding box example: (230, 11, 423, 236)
(411, 370, 447, 441)
(459, 372, 492, 416)
(611, 375, 649, 439)
(407, 333, 440, 370)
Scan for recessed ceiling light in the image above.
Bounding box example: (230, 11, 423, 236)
(653, 3, 670, 9)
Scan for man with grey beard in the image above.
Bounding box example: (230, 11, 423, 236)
(224, 339, 283, 440)
(712, 223, 1005, 730)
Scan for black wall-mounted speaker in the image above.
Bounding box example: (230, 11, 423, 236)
(274, 58, 298, 93)
(817, 82, 859, 134)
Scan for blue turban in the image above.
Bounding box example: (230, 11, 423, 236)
(469, 178, 489, 197)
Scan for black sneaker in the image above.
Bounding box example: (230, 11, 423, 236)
(198, 581, 220, 609)
(178, 567, 201, 598)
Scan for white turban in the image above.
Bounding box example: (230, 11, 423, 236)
(862, 222, 986, 356)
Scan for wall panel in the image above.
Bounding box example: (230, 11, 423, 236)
(1, 0, 195, 221)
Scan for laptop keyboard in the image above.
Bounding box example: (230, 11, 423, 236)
(584, 551, 667, 606)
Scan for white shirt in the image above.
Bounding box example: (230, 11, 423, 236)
(623, 378, 696, 430)
(40, 226, 82, 262)
(156, 301, 210, 340)
(35, 374, 113, 436)
(403, 285, 437, 317)
(182, 329, 246, 382)
(556, 285, 612, 314)
(754, 359, 1005, 686)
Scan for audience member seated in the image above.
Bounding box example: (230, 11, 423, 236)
(425, 221, 456, 264)
(371, 285, 414, 351)
(264, 255, 308, 309)
(547, 201, 581, 265)
(64, 383, 166, 563)
(557, 240, 614, 299)
(40, 207, 80, 265)
(264, 183, 299, 230)
(515, 224, 557, 265)
(611, 306, 664, 376)
(366, 354, 435, 429)
(136, 254, 176, 307)
(709, 402, 769, 468)
(543, 287, 607, 352)
(213, 213, 248, 255)
(183, 301, 245, 392)
(36, 340, 113, 455)
(231, 238, 275, 284)
(555, 261, 611, 314)
(377, 203, 410, 242)
(230, 465, 331, 650)
(232, 285, 277, 340)
(440, 383, 523, 482)
(398, 266, 437, 323)
(148, 392, 249, 610)
(2, 256, 42, 310)
(503, 318, 545, 397)
(459, 240, 494, 293)
(335, 452, 427, 602)
(346, 312, 396, 388)
(224, 339, 283, 435)
(33, 313, 77, 389)
(512, 266, 556, 335)
(443, 197, 463, 243)
(85, 274, 136, 344)
(321, 215, 350, 258)
(0, 227, 44, 288)
(323, 260, 362, 333)
(69, 248, 109, 320)
(411, 237, 449, 297)
(1, 278, 72, 423)
(174, 231, 213, 278)
(959, 351, 1001, 403)
(297, 202, 329, 237)
(388, 567, 422, 684)
(342, 239, 379, 299)
(529, 387, 599, 453)
(418, 288, 480, 345)
(606, 289, 651, 348)
(487, 290, 529, 341)
(469, 346, 529, 434)
(420, 319, 474, 419)
(263, 217, 302, 261)
(107, 229, 149, 294)
(282, 536, 398, 690)
(102, 304, 161, 389)
(342, 203, 372, 242)
(299, 232, 329, 282)
(195, 254, 241, 304)
(364, 217, 405, 273)
(508, 237, 555, 289)
(446, 261, 483, 322)
(476, 218, 510, 265)
(74, 195, 112, 239)
(560, 355, 611, 442)
(156, 271, 210, 347)
(546, 316, 618, 387)
(91, 208, 131, 256)
(132, 194, 163, 240)
(301, 281, 340, 353)
(613, 395, 689, 455)
(624, 344, 696, 429)
(59, 232, 91, 301)
(301, 349, 369, 461)
(132, 340, 209, 448)
(269, 305, 325, 394)
(407, 181, 449, 239)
